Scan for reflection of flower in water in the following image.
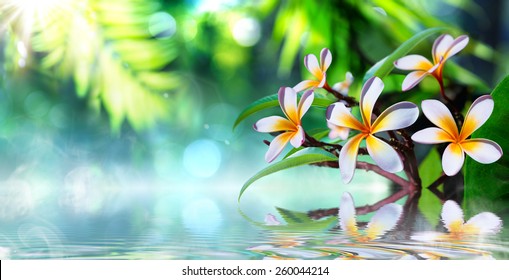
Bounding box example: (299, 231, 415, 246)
(442, 200, 502, 239)
(339, 192, 402, 242)
(412, 200, 502, 243)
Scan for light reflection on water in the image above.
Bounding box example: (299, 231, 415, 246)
(1, 221, 509, 259)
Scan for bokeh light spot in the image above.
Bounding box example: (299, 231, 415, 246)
(148, 12, 177, 39)
(24, 91, 50, 118)
(231, 17, 261, 47)
(183, 139, 221, 178)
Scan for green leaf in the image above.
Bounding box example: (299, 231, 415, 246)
(417, 149, 443, 227)
(276, 207, 314, 224)
(233, 93, 335, 129)
(237, 207, 337, 231)
(238, 149, 337, 201)
(363, 27, 447, 82)
(464, 75, 509, 215)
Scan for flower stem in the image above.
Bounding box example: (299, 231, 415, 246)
(323, 83, 358, 106)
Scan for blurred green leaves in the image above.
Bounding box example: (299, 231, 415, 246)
(1, 0, 182, 132)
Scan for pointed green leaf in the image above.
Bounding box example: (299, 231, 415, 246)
(363, 27, 447, 82)
(238, 149, 338, 201)
(464, 75, 509, 215)
(276, 207, 314, 224)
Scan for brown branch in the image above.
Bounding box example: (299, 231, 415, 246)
(308, 188, 411, 219)
(356, 162, 409, 188)
(323, 83, 358, 106)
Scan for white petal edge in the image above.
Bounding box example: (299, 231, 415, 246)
(432, 34, 454, 62)
(442, 143, 465, 176)
(326, 102, 365, 131)
(402, 71, 429, 91)
(264, 132, 293, 162)
(320, 48, 332, 72)
(293, 80, 315, 92)
(441, 200, 465, 232)
(254, 116, 294, 133)
(421, 99, 459, 137)
(304, 54, 321, 77)
(461, 139, 503, 164)
(339, 192, 358, 234)
(339, 133, 365, 183)
(297, 90, 314, 118)
(371, 101, 419, 133)
(360, 76, 384, 126)
(394, 54, 433, 70)
(365, 203, 402, 240)
(278, 87, 299, 123)
(460, 95, 494, 138)
(366, 135, 403, 173)
(444, 35, 469, 61)
(411, 127, 454, 144)
(465, 212, 502, 234)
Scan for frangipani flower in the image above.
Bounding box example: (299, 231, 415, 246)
(394, 34, 469, 91)
(411, 95, 503, 176)
(326, 77, 419, 183)
(332, 71, 354, 96)
(441, 200, 502, 238)
(339, 192, 402, 242)
(293, 48, 331, 92)
(327, 72, 354, 140)
(254, 87, 314, 162)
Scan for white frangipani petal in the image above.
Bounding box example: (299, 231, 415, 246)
(297, 90, 315, 118)
(444, 35, 469, 61)
(292, 80, 316, 92)
(265, 132, 293, 162)
(366, 135, 403, 173)
(289, 125, 305, 148)
(339, 192, 358, 235)
(465, 212, 503, 234)
(442, 143, 465, 176)
(339, 134, 365, 183)
(365, 203, 402, 240)
(411, 127, 454, 144)
(304, 54, 321, 78)
(432, 34, 454, 63)
(360, 77, 384, 125)
(326, 102, 365, 131)
(441, 200, 465, 232)
(371, 101, 419, 133)
(460, 95, 494, 139)
(254, 116, 295, 133)
(421, 99, 459, 138)
(394, 54, 433, 70)
(320, 48, 332, 71)
(402, 71, 429, 91)
(278, 87, 299, 123)
(461, 139, 503, 164)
